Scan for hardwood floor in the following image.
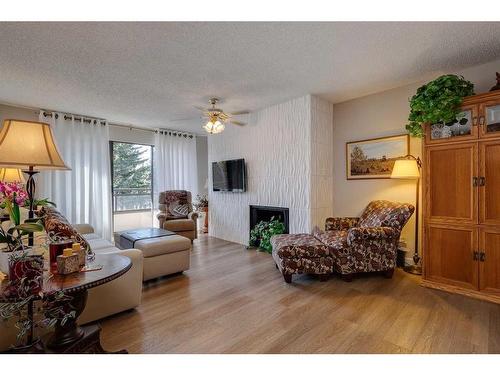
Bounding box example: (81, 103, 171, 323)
(99, 235, 500, 354)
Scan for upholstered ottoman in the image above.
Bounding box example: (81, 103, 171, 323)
(271, 234, 334, 283)
(133, 235, 192, 281)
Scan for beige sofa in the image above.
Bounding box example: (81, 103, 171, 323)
(0, 224, 143, 351)
(75, 224, 143, 324)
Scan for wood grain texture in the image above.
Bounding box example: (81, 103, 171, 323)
(424, 224, 477, 290)
(479, 140, 500, 225)
(479, 227, 500, 295)
(425, 142, 477, 224)
(95, 235, 500, 354)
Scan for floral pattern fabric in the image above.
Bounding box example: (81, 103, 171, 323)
(271, 234, 334, 277)
(271, 200, 414, 281)
(320, 200, 414, 275)
(271, 234, 330, 258)
(38, 207, 91, 251)
(325, 217, 359, 231)
(314, 230, 348, 251)
(358, 200, 414, 231)
(347, 226, 399, 244)
(158, 190, 193, 219)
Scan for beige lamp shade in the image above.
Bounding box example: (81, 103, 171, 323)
(0, 168, 25, 183)
(0, 119, 69, 170)
(391, 159, 420, 179)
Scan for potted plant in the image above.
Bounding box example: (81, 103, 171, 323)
(0, 181, 44, 274)
(249, 217, 285, 253)
(193, 194, 209, 233)
(0, 274, 75, 351)
(406, 74, 475, 137)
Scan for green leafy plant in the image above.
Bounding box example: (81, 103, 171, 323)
(406, 74, 475, 137)
(249, 217, 285, 253)
(25, 198, 56, 209)
(0, 271, 75, 348)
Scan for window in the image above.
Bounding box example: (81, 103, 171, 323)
(110, 141, 154, 231)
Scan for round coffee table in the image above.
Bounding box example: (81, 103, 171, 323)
(1, 253, 131, 353)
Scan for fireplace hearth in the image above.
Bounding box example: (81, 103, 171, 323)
(249, 205, 289, 237)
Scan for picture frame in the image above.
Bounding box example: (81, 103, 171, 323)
(346, 134, 409, 180)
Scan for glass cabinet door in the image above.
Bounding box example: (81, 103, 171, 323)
(426, 105, 478, 144)
(484, 104, 500, 134)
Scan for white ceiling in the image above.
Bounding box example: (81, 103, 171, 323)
(1, 22, 500, 134)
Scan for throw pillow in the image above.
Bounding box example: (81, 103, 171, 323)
(172, 203, 190, 218)
(38, 207, 91, 251)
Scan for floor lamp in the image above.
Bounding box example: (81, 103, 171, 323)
(391, 155, 422, 275)
(0, 120, 69, 245)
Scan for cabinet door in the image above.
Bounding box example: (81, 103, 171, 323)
(425, 143, 478, 224)
(479, 98, 500, 139)
(479, 140, 500, 225)
(479, 227, 500, 295)
(425, 224, 478, 290)
(425, 104, 478, 145)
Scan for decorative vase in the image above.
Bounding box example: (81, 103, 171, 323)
(8, 254, 44, 294)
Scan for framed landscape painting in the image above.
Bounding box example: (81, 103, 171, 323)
(346, 134, 409, 180)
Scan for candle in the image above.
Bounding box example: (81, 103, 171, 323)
(63, 248, 73, 257)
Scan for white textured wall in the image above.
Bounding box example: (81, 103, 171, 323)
(310, 96, 334, 229)
(208, 95, 334, 245)
(208, 95, 313, 245)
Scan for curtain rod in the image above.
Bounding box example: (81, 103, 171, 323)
(41, 110, 106, 125)
(40, 110, 196, 138)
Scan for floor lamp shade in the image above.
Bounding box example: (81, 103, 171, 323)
(391, 159, 420, 179)
(0, 119, 69, 170)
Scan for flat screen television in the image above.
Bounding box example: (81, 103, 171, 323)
(212, 158, 246, 192)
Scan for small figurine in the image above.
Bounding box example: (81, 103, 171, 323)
(490, 72, 500, 92)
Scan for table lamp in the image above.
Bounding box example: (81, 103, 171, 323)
(0, 168, 25, 183)
(391, 155, 422, 275)
(0, 120, 70, 244)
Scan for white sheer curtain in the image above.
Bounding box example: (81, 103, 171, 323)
(38, 112, 112, 240)
(154, 131, 198, 207)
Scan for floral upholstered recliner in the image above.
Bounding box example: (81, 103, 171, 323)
(157, 190, 198, 241)
(271, 200, 414, 283)
(316, 200, 414, 280)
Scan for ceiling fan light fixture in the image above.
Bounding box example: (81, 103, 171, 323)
(203, 117, 225, 134)
(203, 121, 214, 134)
(214, 120, 225, 134)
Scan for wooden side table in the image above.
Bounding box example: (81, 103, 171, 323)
(1, 253, 132, 354)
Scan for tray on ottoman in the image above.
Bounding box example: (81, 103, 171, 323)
(114, 228, 175, 249)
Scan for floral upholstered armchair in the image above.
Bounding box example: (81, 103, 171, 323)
(157, 190, 198, 241)
(314, 200, 414, 280)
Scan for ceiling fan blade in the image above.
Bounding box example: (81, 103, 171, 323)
(194, 106, 206, 111)
(229, 110, 250, 116)
(230, 120, 246, 126)
(218, 112, 229, 121)
(170, 116, 202, 122)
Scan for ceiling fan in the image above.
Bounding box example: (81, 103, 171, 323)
(195, 98, 249, 134)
